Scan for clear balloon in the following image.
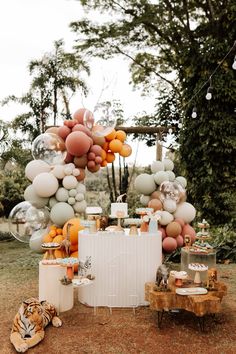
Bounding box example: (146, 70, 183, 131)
(31, 133, 67, 165)
(159, 181, 186, 203)
(83, 109, 95, 130)
(8, 201, 37, 243)
(25, 206, 50, 230)
(91, 102, 117, 137)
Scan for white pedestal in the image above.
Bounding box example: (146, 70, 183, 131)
(38, 262, 74, 313)
(78, 232, 162, 308)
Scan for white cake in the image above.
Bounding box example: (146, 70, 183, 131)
(110, 203, 128, 218)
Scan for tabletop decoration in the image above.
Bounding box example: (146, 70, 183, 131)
(123, 218, 142, 235)
(188, 263, 208, 284)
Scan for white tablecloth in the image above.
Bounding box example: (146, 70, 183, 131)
(78, 232, 162, 307)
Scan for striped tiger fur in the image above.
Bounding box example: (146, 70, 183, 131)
(10, 298, 62, 353)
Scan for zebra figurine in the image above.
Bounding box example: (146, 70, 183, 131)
(78, 256, 92, 277)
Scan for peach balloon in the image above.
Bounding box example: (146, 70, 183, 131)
(74, 155, 88, 168)
(174, 218, 185, 229)
(87, 163, 100, 173)
(45, 126, 59, 135)
(72, 124, 93, 138)
(182, 224, 196, 244)
(66, 131, 91, 157)
(92, 134, 106, 146)
(158, 226, 166, 240)
(166, 221, 182, 238)
(150, 191, 162, 200)
(73, 108, 93, 125)
(176, 235, 184, 247)
(75, 168, 85, 181)
(64, 152, 74, 163)
(148, 198, 162, 211)
(162, 237, 177, 253)
(58, 125, 71, 140)
(119, 143, 132, 157)
(90, 144, 103, 156)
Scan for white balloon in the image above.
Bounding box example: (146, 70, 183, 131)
(62, 175, 78, 190)
(50, 202, 75, 226)
(29, 228, 47, 253)
(73, 168, 80, 177)
(75, 193, 84, 202)
(163, 159, 174, 171)
(76, 183, 86, 194)
(68, 197, 76, 205)
(134, 174, 156, 195)
(64, 165, 74, 175)
(24, 184, 49, 208)
(33, 172, 59, 197)
(140, 195, 150, 206)
(25, 160, 51, 182)
(153, 171, 169, 185)
(175, 176, 187, 188)
(158, 211, 174, 225)
(55, 187, 69, 202)
(174, 202, 196, 223)
(163, 199, 177, 213)
(166, 170, 175, 182)
(49, 197, 58, 208)
(52, 165, 65, 179)
(151, 160, 164, 173)
(73, 200, 87, 213)
(69, 189, 77, 197)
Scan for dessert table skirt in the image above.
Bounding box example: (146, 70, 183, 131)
(38, 262, 74, 313)
(78, 232, 162, 308)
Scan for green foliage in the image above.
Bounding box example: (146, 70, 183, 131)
(72, 0, 236, 226)
(0, 168, 29, 217)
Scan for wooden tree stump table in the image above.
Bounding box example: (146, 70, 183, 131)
(145, 281, 227, 331)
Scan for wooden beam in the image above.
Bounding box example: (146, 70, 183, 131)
(115, 126, 173, 134)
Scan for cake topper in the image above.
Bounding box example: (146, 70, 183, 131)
(116, 193, 127, 202)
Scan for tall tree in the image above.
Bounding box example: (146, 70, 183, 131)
(70, 0, 236, 226)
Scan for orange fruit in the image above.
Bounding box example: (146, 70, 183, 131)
(54, 249, 66, 259)
(116, 130, 126, 142)
(56, 228, 63, 235)
(119, 143, 132, 157)
(109, 139, 123, 153)
(42, 234, 53, 243)
(49, 229, 57, 238)
(53, 235, 64, 244)
(62, 218, 84, 245)
(106, 152, 115, 163)
(105, 129, 116, 141)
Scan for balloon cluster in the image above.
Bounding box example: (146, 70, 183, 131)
(134, 159, 197, 253)
(8, 107, 132, 250)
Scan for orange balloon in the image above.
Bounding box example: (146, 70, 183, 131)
(62, 218, 84, 245)
(56, 228, 63, 235)
(106, 152, 115, 163)
(101, 149, 107, 161)
(42, 234, 53, 243)
(49, 229, 57, 238)
(53, 235, 65, 244)
(119, 144, 132, 157)
(70, 243, 78, 252)
(101, 160, 108, 167)
(102, 142, 109, 151)
(54, 249, 66, 259)
(166, 222, 182, 238)
(148, 198, 162, 211)
(115, 130, 126, 142)
(76, 168, 85, 181)
(105, 129, 116, 141)
(109, 139, 123, 153)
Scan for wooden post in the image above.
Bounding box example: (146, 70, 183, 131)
(156, 130, 162, 161)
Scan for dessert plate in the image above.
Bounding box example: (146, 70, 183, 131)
(176, 287, 208, 296)
(72, 278, 92, 287)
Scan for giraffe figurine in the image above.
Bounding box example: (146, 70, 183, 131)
(61, 223, 72, 257)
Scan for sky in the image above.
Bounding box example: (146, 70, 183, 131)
(0, 0, 158, 166)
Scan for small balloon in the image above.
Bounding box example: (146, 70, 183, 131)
(32, 133, 66, 165)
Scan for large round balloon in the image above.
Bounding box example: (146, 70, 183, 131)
(29, 228, 47, 253)
(134, 174, 156, 195)
(25, 160, 51, 182)
(163, 198, 177, 213)
(8, 201, 36, 243)
(50, 202, 75, 226)
(91, 103, 117, 137)
(25, 206, 50, 230)
(151, 161, 164, 173)
(32, 133, 66, 165)
(163, 159, 174, 171)
(158, 211, 174, 226)
(140, 195, 150, 206)
(33, 172, 59, 197)
(166, 221, 182, 238)
(174, 202, 196, 223)
(24, 184, 49, 208)
(154, 171, 169, 185)
(162, 237, 177, 253)
(148, 198, 162, 211)
(62, 218, 84, 245)
(65, 131, 91, 157)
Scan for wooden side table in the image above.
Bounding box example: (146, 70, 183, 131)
(145, 281, 227, 330)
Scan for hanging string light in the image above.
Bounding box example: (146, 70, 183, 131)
(205, 77, 213, 100)
(191, 107, 197, 118)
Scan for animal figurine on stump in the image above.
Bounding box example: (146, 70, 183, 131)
(155, 264, 170, 291)
(10, 298, 62, 353)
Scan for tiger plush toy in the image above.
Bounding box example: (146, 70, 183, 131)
(10, 298, 62, 353)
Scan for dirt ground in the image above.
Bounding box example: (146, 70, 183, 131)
(0, 239, 236, 354)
